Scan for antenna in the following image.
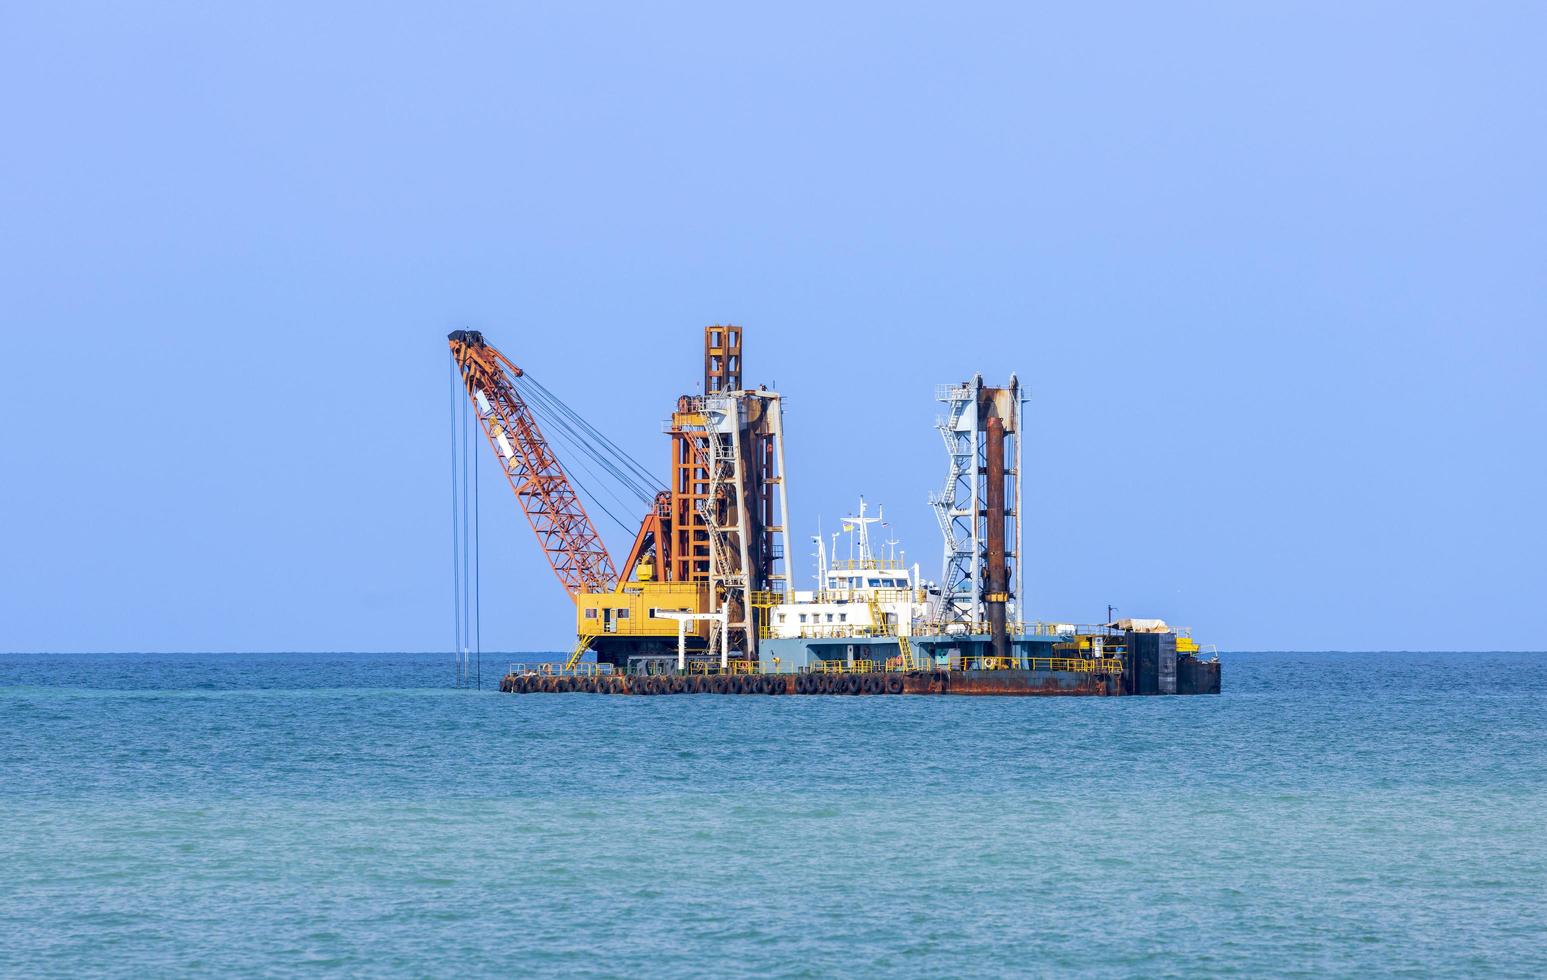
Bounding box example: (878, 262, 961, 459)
(841, 496, 883, 567)
(812, 524, 828, 591)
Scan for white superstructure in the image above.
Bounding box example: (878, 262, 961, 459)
(766, 499, 929, 640)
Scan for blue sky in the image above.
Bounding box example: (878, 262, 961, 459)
(2, 3, 1542, 653)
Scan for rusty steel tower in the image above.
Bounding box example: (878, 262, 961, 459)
(929, 375, 1023, 636)
(667, 326, 793, 659)
(449, 325, 792, 673)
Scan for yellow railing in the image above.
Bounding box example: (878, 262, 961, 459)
(809, 587, 922, 605)
(916, 621, 1117, 638)
(506, 661, 615, 677)
(507, 660, 768, 678)
(810, 659, 879, 674)
(685, 661, 764, 675)
(956, 655, 1122, 674)
(773, 620, 1188, 641)
(789, 624, 896, 639)
(754, 587, 923, 609)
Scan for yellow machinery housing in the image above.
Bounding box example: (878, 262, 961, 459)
(577, 582, 710, 643)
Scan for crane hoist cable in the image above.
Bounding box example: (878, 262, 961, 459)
(520, 375, 663, 492)
(500, 371, 666, 540)
(448, 355, 482, 688)
(502, 390, 644, 530)
(448, 355, 462, 674)
(472, 387, 481, 690)
(536, 427, 644, 537)
(512, 373, 664, 503)
(510, 391, 653, 512)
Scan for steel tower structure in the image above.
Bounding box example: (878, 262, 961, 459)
(450, 325, 793, 671)
(667, 326, 793, 659)
(928, 375, 1022, 628)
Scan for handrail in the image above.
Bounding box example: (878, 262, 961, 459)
(505, 661, 616, 677)
(810, 659, 878, 674)
(759, 587, 924, 606)
(790, 625, 902, 639)
(954, 655, 1122, 674)
(917, 621, 1123, 637)
(503, 656, 1123, 678)
(827, 558, 908, 572)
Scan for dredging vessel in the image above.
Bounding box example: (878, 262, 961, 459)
(446, 326, 1220, 697)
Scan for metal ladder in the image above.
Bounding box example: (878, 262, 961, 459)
(564, 633, 596, 671)
(697, 412, 747, 646)
(928, 386, 976, 624)
(866, 593, 916, 670)
(928, 394, 970, 542)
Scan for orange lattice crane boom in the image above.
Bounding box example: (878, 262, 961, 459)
(448, 330, 618, 598)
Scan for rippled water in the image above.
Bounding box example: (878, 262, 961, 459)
(2, 652, 1543, 977)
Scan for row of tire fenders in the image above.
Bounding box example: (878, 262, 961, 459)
(498, 671, 925, 695)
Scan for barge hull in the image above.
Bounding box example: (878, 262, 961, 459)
(499, 668, 1120, 696)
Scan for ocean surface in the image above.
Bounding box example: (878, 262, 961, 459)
(1, 651, 1543, 978)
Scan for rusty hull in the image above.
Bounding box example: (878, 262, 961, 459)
(500, 668, 1118, 696)
(900, 669, 1116, 696)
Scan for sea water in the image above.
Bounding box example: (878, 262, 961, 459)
(1, 651, 1543, 977)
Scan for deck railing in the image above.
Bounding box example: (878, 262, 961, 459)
(504, 656, 1123, 678)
